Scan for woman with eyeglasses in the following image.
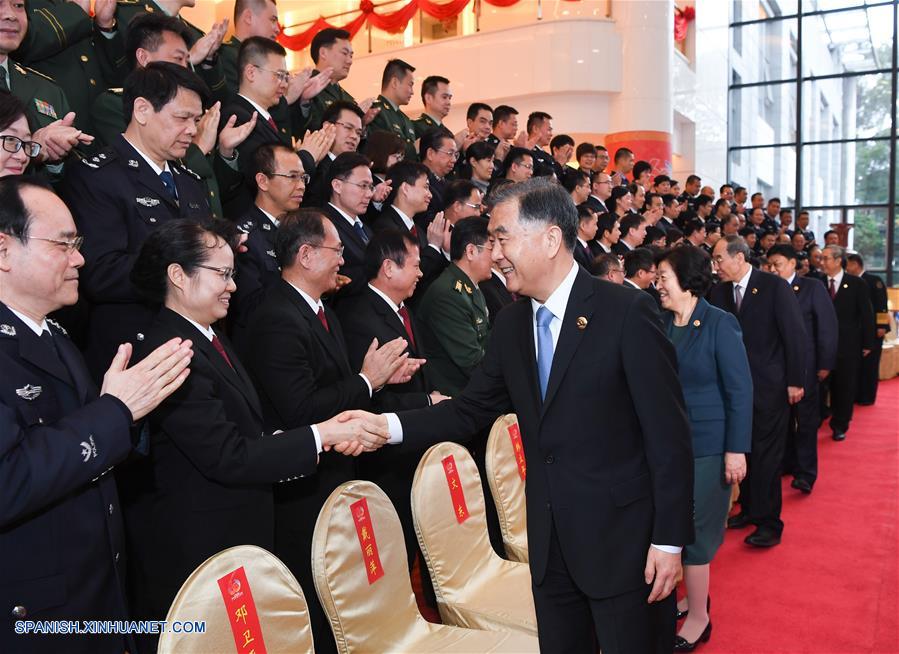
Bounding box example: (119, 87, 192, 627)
(0, 92, 41, 177)
(122, 219, 387, 649)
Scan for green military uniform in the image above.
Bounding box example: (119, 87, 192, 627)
(114, 0, 228, 103)
(412, 112, 445, 139)
(8, 61, 71, 132)
(304, 70, 358, 133)
(13, 0, 125, 134)
(90, 87, 239, 219)
(219, 35, 240, 94)
(416, 263, 489, 396)
(368, 93, 418, 161)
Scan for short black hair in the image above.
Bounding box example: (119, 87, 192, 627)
(123, 62, 210, 124)
(657, 245, 713, 296)
(623, 247, 655, 278)
(714, 198, 730, 212)
(0, 90, 27, 132)
(594, 253, 620, 277)
(0, 176, 53, 244)
(661, 193, 678, 209)
(420, 75, 449, 103)
(576, 143, 597, 159)
(719, 184, 733, 194)
(779, 208, 793, 218)
(619, 213, 646, 239)
(488, 177, 577, 252)
(632, 160, 652, 180)
(450, 216, 488, 261)
(768, 197, 781, 205)
(694, 194, 713, 209)
(614, 147, 633, 162)
(576, 203, 594, 223)
(443, 179, 478, 210)
(596, 212, 617, 240)
(550, 134, 575, 151)
(846, 252, 864, 268)
(526, 111, 552, 135)
(595, 144, 608, 153)
(381, 58, 415, 91)
(386, 161, 428, 205)
(328, 152, 372, 190)
(310, 28, 350, 64)
(823, 229, 837, 240)
(131, 218, 238, 304)
(492, 105, 518, 124)
(643, 225, 665, 245)
(683, 217, 706, 238)
(361, 130, 405, 173)
(750, 192, 763, 201)
(466, 102, 493, 122)
(685, 174, 701, 185)
(767, 244, 798, 261)
(125, 12, 191, 70)
(364, 228, 418, 281)
(321, 99, 364, 124)
(419, 127, 453, 161)
(465, 140, 495, 164)
(274, 208, 327, 268)
(561, 169, 589, 194)
(237, 36, 286, 81)
(233, 0, 275, 24)
(504, 146, 532, 168)
(251, 142, 297, 177)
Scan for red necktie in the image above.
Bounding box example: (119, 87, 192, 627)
(317, 306, 330, 332)
(267, 116, 278, 132)
(829, 278, 836, 300)
(211, 335, 233, 369)
(410, 224, 419, 239)
(398, 305, 416, 349)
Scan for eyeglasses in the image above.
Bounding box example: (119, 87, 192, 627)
(196, 264, 235, 282)
(474, 242, 494, 252)
(436, 148, 460, 160)
(2, 135, 41, 158)
(269, 171, 310, 185)
(27, 235, 84, 252)
(517, 162, 534, 170)
(341, 179, 375, 193)
(253, 64, 289, 84)
(313, 243, 345, 256)
(333, 120, 363, 138)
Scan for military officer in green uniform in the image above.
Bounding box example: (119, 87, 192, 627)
(369, 58, 419, 162)
(7, 60, 70, 133)
(412, 74, 452, 139)
(416, 217, 494, 396)
(13, 0, 125, 134)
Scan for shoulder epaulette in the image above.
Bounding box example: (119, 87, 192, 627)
(17, 64, 58, 83)
(79, 148, 117, 169)
(237, 219, 256, 234)
(108, 87, 124, 95)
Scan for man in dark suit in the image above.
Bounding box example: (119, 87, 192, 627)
(61, 62, 211, 380)
(373, 178, 694, 653)
(710, 236, 806, 547)
(479, 265, 516, 327)
(846, 253, 890, 405)
(768, 245, 838, 493)
(585, 171, 611, 214)
(302, 100, 363, 208)
(238, 210, 418, 653)
(613, 213, 647, 257)
(819, 245, 876, 441)
(624, 248, 661, 308)
(574, 204, 598, 274)
(0, 177, 193, 654)
(415, 128, 457, 228)
(374, 161, 450, 302)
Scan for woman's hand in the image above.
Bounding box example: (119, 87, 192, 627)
(724, 452, 747, 485)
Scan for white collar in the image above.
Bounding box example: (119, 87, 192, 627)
(368, 283, 402, 314)
(828, 269, 844, 288)
(238, 93, 272, 121)
(391, 205, 415, 230)
(492, 269, 508, 287)
(624, 278, 641, 290)
(787, 273, 796, 285)
(123, 136, 170, 176)
(530, 261, 579, 323)
(8, 307, 48, 337)
(286, 280, 324, 316)
(258, 206, 280, 228)
(327, 151, 337, 161)
(735, 265, 753, 291)
(328, 202, 360, 228)
(589, 194, 606, 205)
(577, 237, 588, 249)
(174, 311, 214, 342)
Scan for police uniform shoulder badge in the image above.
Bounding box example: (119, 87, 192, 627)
(238, 220, 255, 234)
(0, 323, 16, 336)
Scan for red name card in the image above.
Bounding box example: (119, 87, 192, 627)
(217, 565, 268, 654)
(507, 422, 526, 481)
(350, 498, 385, 584)
(441, 455, 470, 524)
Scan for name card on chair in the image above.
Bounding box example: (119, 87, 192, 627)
(351, 498, 385, 584)
(507, 423, 527, 481)
(442, 455, 470, 524)
(217, 565, 268, 654)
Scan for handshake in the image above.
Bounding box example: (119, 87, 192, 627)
(317, 410, 389, 457)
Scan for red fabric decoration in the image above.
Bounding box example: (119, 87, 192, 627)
(674, 5, 695, 43)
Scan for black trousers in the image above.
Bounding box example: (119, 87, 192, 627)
(829, 355, 861, 434)
(856, 337, 883, 404)
(784, 373, 820, 485)
(741, 402, 788, 534)
(532, 522, 675, 654)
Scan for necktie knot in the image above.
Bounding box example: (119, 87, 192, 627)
(211, 334, 233, 369)
(353, 219, 369, 244)
(536, 305, 554, 328)
(398, 304, 416, 349)
(159, 170, 178, 200)
(535, 306, 555, 400)
(317, 306, 330, 332)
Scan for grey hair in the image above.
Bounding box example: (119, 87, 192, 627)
(721, 234, 751, 261)
(488, 177, 578, 252)
(823, 244, 845, 259)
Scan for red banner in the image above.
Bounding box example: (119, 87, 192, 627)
(441, 454, 470, 524)
(507, 422, 526, 481)
(217, 566, 268, 654)
(350, 497, 385, 584)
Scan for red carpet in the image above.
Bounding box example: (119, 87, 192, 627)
(704, 378, 899, 653)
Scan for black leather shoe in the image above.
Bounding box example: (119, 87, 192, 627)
(673, 621, 712, 651)
(791, 478, 813, 494)
(676, 595, 710, 621)
(832, 430, 846, 441)
(744, 529, 781, 548)
(726, 512, 751, 529)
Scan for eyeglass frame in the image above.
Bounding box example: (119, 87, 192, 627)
(340, 178, 375, 193)
(436, 148, 460, 160)
(195, 264, 235, 282)
(268, 171, 311, 185)
(253, 64, 290, 84)
(1, 134, 42, 158)
(332, 120, 364, 138)
(310, 243, 345, 257)
(26, 235, 84, 252)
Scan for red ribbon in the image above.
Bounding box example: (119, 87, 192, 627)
(350, 498, 385, 584)
(441, 454, 470, 524)
(217, 566, 268, 654)
(507, 422, 526, 481)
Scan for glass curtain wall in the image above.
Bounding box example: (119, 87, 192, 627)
(728, 0, 898, 283)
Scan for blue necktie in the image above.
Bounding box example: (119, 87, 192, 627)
(159, 170, 178, 200)
(536, 306, 554, 400)
(353, 219, 369, 244)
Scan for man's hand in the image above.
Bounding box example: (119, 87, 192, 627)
(360, 337, 409, 389)
(219, 111, 257, 159)
(318, 409, 389, 453)
(193, 102, 220, 155)
(817, 369, 830, 382)
(426, 213, 449, 248)
(33, 112, 93, 162)
(93, 0, 117, 29)
(494, 140, 510, 163)
(453, 129, 478, 153)
(284, 67, 312, 105)
(724, 452, 747, 485)
(301, 67, 333, 102)
(387, 357, 426, 385)
(644, 547, 681, 603)
(298, 124, 336, 164)
(359, 98, 380, 126)
(642, 205, 663, 224)
(372, 179, 392, 203)
(100, 338, 193, 421)
(787, 385, 804, 404)
(429, 391, 450, 404)
(189, 19, 227, 65)
(512, 130, 528, 148)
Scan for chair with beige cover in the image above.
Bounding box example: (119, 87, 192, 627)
(412, 441, 537, 636)
(485, 414, 529, 562)
(312, 479, 538, 653)
(158, 545, 314, 654)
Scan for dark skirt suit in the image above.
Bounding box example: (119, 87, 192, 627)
(663, 298, 753, 564)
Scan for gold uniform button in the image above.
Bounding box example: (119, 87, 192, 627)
(80, 55, 88, 62)
(90, 79, 97, 86)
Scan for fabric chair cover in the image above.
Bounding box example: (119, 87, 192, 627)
(412, 442, 537, 636)
(158, 545, 314, 654)
(485, 414, 530, 562)
(312, 480, 538, 653)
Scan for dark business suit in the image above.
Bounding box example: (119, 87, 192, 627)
(120, 308, 318, 651)
(0, 303, 133, 654)
(395, 266, 694, 653)
(302, 152, 334, 209)
(479, 270, 516, 327)
(784, 276, 838, 486)
(373, 205, 448, 303)
(613, 240, 635, 257)
(323, 203, 373, 301)
(574, 239, 596, 273)
(230, 205, 282, 340)
(856, 271, 889, 404)
(413, 169, 446, 229)
(825, 273, 876, 435)
(710, 267, 806, 535)
(585, 195, 607, 215)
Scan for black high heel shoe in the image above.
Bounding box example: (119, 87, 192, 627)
(673, 620, 712, 651)
(676, 595, 710, 620)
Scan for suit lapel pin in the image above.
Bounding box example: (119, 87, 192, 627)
(693, 319, 701, 327)
(464, 284, 472, 294)
(128, 159, 139, 168)
(842, 283, 848, 289)
(751, 287, 758, 294)
(576, 316, 588, 330)
(793, 285, 800, 291)
(1, 324, 16, 336)
(266, 249, 276, 258)
(16, 384, 42, 400)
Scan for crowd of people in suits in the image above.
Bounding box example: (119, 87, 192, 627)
(0, 1, 891, 653)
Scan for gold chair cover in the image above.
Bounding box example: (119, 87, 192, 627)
(158, 545, 314, 654)
(412, 441, 538, 636)
(312, 480, 538, 653)
(485, 414, 530, 563)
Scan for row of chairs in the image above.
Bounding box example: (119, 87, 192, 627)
(157, 415, 536, 653)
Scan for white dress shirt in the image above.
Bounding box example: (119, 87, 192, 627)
(238, 93, 273, 123)
(734, 266, 753, 305)
(827, 269, 844, 295)
(8, 308, 48, 336)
